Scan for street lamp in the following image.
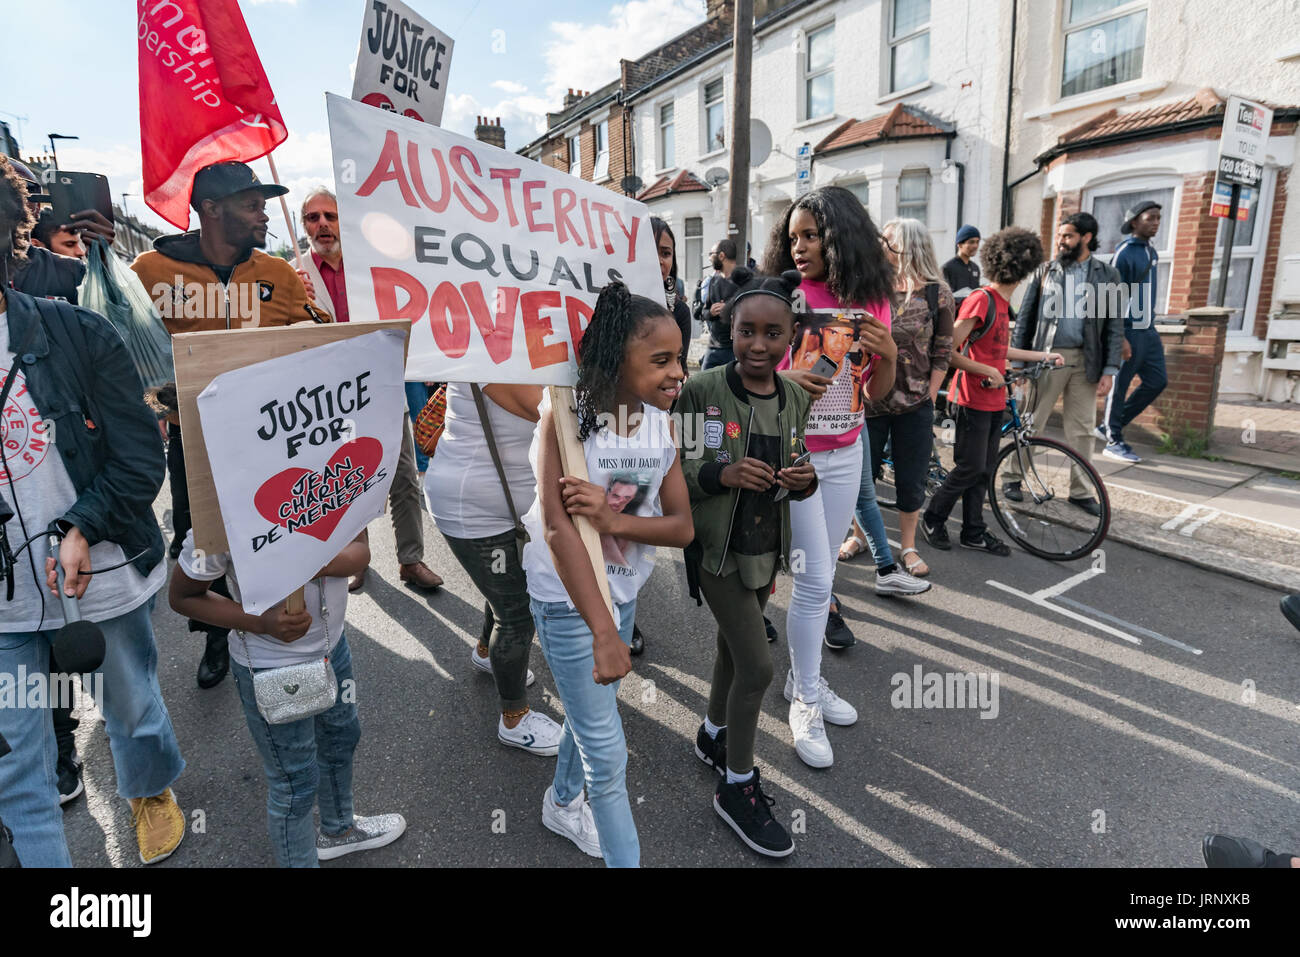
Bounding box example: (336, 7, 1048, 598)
(47, 133, 79, 170)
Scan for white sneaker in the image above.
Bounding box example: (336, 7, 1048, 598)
(471, 644, 535, 687)
(875, 566, 931, 596)
(498, 710, 563, 756)
(541, 785, 602, 858)
(789, 698, 834, 768)
(1093, 425, 1110, 444)
(784, 671, 859, 727)
(316, 812, 407, 861)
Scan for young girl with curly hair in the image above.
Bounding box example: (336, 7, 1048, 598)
(921, 227, 1062, 555)
(520, 281, 694, 867)
(761, 186, 897, 770)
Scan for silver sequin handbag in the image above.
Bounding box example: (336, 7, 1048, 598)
(240, 582, 337, 726)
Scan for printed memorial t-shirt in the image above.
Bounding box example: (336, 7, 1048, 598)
(522, 392, 677, 608)
(779, 278, 892, 451)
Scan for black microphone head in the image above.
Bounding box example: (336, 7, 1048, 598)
(52, 619, 106, 674)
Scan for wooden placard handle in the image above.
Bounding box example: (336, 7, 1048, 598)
(284, 587, 306, 615)
(546, 385, 615, 617)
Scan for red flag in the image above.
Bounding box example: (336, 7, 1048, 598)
(138, 0, 287, 228)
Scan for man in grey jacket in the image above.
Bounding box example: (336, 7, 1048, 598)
(1003, 212, 1125, 516)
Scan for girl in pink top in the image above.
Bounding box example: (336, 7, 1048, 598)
(763, 186, 897, 769)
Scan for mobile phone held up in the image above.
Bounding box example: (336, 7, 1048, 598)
(810, 355, 839, 379)
(773, 449, 813, 501)
(46, 171, 113, 228)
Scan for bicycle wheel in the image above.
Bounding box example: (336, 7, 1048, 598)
(988, 436, 1109, 561)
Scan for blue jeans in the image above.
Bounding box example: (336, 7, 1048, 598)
(852, 432, 896, 570)
(1106, 325, 1168, 444)
(530, 597, 639, 868)
(230, 631, 361, 868)
(405, 382, 432, 472)
(0, 599, 185, 868)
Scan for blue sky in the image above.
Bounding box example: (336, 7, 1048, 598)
(0, 0, 706, 233)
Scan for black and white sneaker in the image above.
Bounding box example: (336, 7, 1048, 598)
(1001, 482, 1024, 502)
(920, 516, 951, 550)
(824, 608, 855, 650)
(57, 751, 83, 807)
(694, 723, 727, 775)
(763, 616, 778, 643)
(960, 531, 1011, 556)
(714, 766, 793, 858)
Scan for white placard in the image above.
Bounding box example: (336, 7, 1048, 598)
(351, 0, 454, 126)
(326, 93, 664, 384)
(196, 329, 407, 613)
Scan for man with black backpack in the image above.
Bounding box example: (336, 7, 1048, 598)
(1002, 212, 1125, 517)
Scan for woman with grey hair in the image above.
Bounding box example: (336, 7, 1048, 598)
(842, 218, 953, 579)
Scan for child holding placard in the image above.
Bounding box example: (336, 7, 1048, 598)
(521, 281, 694, 868)
(169, 530, 407, 868)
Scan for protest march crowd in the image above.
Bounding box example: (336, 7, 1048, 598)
(1, 0, 1296, 874)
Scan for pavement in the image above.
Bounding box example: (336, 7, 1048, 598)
(58, 462, 1300, 869)
(1033, 401, 1300, 593)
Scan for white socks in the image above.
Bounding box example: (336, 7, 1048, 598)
(704, 718, 724, 739)
(726, 767, 755, 785)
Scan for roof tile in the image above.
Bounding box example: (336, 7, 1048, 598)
(814, 103, 952, 154)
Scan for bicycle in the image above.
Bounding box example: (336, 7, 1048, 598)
(872, 360, 1109, 561)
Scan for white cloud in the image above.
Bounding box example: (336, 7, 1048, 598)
(541, 0, 703, 101)
(491, 80, 528, 95)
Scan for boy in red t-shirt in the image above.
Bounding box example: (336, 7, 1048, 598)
(921, 228, 1062, 555)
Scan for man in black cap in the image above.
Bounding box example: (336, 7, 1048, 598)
(1101, 200, 1166, 463)
(942, 225, 982, 308)
(132, 160, 330, 690)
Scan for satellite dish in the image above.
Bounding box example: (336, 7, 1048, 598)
(704, 167, 730, 188)
(750, 119, 773, 167)
(620, 175, 644, 195)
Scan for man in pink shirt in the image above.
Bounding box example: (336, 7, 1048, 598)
(299, 188, 443, 593)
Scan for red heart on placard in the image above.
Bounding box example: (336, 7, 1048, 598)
(254, 437, 384, 542)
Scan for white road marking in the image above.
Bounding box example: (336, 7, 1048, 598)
(1111, 482, 1300, 536)
(1161, 503, 1201, 531)
(1032, 566, 1104, 601)
(863, 784, 1031, 866)
(1179, 508, 1220, 537)
(887, 752, 1043, 828)
(988, 579, 1142, 645)
(1052, 596, 1203, 655)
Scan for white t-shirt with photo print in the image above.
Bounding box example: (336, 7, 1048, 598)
(521, 392, 677, 609)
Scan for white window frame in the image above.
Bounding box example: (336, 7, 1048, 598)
(657, 101, 676, 172)
(702, 76, 727, 156)
(683, 216, 704, 293)
(593, 120, 609, 181)
(568, 133, 581, 178)
(887, 0, 930, 94)
(1210, 167, 1277, 335)
(802, 23, 835, 121)
(1060, 0, 1148, 100)
(1083, 172, 1181, 318)
(897, 168, 930, 224)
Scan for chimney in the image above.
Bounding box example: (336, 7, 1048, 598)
(705, 0, 735, 21)
(475, 115, 506, 150)
(564, 87, 585, 109)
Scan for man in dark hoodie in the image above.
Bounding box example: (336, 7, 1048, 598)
(131, 161, 330, 690)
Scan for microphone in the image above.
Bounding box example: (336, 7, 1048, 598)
(49, 532, 106, 674)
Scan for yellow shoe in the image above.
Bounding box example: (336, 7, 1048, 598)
(129, 788, 185, 865)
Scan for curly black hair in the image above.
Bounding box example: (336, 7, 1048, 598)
(979, 226, 1045, 285)
(0, 155, 36, 263)
(760, 186, 894, 309)
(574, 280, 673, 440)
(722, 266, 803, 328)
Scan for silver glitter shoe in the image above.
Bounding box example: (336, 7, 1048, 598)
(317, 813, 407, 861)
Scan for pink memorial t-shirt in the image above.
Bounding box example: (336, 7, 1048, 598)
(779, 278, 892, 452)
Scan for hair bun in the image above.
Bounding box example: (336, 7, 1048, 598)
(778, 269, 803, 294)
(729, 265, 753, 287)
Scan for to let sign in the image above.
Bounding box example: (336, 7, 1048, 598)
(1215, 96, 1273, 188)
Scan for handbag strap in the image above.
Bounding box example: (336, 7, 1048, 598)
(236, 577, 330, 665)
(469, 384, 525, 540)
